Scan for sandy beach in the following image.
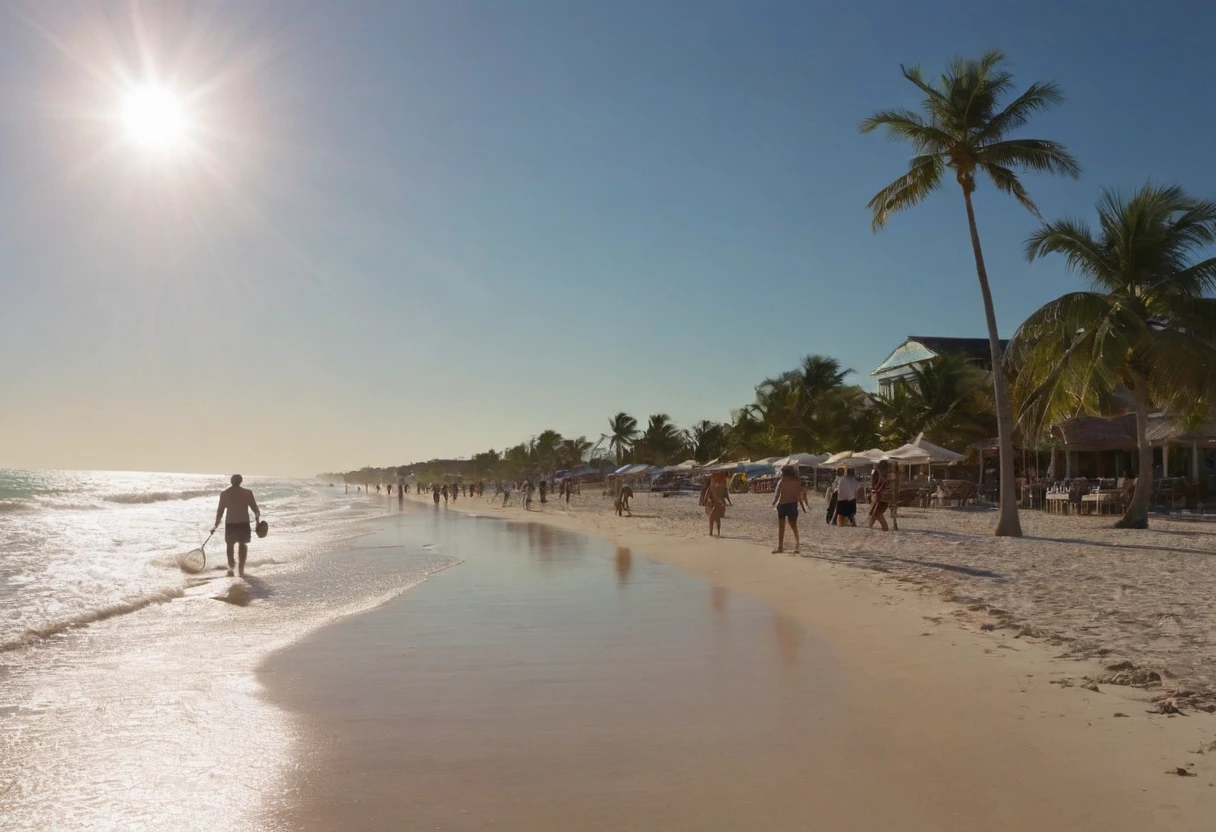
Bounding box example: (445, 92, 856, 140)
(476, 488, 1216, 710)
(258, 493, 1216, 830)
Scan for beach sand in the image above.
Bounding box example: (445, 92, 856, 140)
(260, 495, 1216, 830)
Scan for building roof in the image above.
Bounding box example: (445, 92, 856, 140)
(1145, 417, 1216, 444)
(872, 336, 1008, 377)
(1051, 416, 1136, 451)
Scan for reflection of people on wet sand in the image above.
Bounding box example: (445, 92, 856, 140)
(615, 484, 633, 516)
(771, 466, 808, 554)
(614, 546, 632, 583)
(704, 472, 732, 537)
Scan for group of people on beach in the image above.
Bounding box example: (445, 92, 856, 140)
(381, 461, 893, 558)
(698, 461, 892, 554)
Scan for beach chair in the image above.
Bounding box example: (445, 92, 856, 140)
(932, 480, 975, 508)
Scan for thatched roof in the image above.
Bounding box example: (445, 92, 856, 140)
(1051, 417, 1135, 451)
(1145, 417, 1216, 444)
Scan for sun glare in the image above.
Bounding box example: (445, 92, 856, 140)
(121, 85, 188, 153)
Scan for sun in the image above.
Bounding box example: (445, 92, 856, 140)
(121, 85, 188, 153)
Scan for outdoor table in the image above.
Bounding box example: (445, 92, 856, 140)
(1081, 491, 1122, 515)
(1045, 493, 1071, 515)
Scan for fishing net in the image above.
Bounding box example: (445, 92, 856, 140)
(177, 546, 206, 574)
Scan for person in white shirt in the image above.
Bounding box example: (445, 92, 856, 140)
(834, 467, 859, 527)
(212, 474, 260, 577)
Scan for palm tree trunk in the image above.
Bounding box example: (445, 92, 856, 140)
(962, 189, 1023, 537)
(1116, 378, 1152, 529)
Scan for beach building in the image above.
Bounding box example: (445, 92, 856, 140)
(871, 335, 1007, 396)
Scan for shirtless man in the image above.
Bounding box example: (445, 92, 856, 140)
(212, 474, 260, 577)
(771, 466, 809, 554)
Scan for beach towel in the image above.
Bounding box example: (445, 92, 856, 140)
(825, 490, 838, 525)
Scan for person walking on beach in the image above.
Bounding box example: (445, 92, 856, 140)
(835, 466, 859, 527)
(868, 460, 890, 531)
(771, 465, 808, 554)
(432, 484, 441, 506)
(212, 474, 260, 578)
(705, 471, 732, 537)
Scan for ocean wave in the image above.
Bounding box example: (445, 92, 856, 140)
(0, 587, 186, 652)
(0, 499, 32, 514)
(104, 489, 214, 505)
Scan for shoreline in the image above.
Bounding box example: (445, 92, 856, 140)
(264, 497, 1216, 829)
(416, 487, 1216, 709)
(409, 488, 1216, 749)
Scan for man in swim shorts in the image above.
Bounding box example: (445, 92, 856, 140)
(213, 474, 260, 577)
(771, 465, 809, 554)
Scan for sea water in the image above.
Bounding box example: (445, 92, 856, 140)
(0, 469, 454, 832)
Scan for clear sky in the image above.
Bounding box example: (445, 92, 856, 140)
(1, 0, 1213, 477)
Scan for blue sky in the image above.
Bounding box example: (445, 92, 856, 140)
(1, 0, 1214, 476)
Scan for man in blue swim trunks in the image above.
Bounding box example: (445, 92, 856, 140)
(771, 465, 809, 554)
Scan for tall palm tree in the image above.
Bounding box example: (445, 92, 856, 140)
(635, 414, 686, 466)
(1012, 184, 1216, 528)
(685, 420, 727, 463)
(860, 50, 1081, 537)
(607, 412, 640, 464)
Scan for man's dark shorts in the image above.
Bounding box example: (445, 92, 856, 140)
(776, 502, 799, 519)
(836, 499, 857, 519)
(225, 522, 252, 545)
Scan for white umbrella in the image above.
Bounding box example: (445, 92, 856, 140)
(820, 449, 884, 468)
(883, 434, 965, 464)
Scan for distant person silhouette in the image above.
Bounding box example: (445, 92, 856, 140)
(212, 474, 260, 578)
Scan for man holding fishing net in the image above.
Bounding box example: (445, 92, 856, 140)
(212, 475, 261, 577)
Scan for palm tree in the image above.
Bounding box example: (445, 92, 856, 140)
(634, 414, 686, 466)
(875, 353, 996, 449)
(1012, 184, 1216, 528)
(557, 436, 594, 469)
(532, 430, 564, 474)
(860, 50, 1081, 537)
(607, 412, 640, 464)
(685, 420, 727, 463)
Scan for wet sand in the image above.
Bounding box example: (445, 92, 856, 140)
(264, 507, 1216, 830)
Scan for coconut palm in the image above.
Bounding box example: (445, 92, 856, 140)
(874, 352, 996, 449)
(633, 414, 687, 466)
(607, 412, 640, 464)
(1012, 184, 1216, 528)
(557, 437, 594, 469)
(860, 50, 1081, 537)
(685, 420, 727, 463)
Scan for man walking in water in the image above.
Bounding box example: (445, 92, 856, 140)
(212, 474, 260, 578)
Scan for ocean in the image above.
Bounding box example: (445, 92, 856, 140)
(0, 469, 454, 832)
